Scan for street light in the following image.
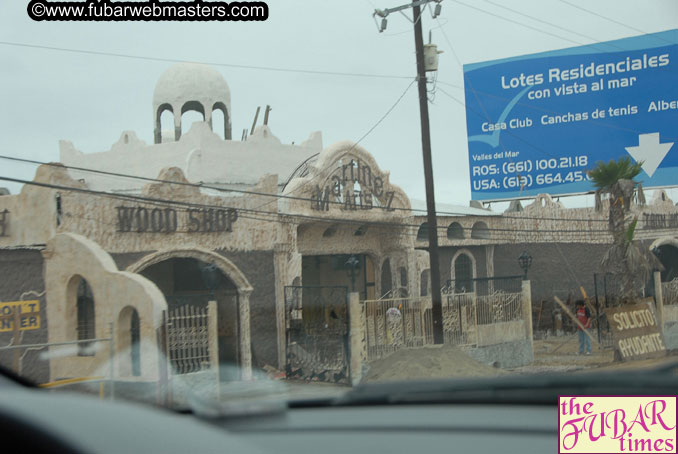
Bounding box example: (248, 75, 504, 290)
(518, 250, 532, 280)
(345, 255, 360, 292)
(200, 263, 220, 298)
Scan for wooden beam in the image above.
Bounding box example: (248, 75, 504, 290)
(554, 296, 599, 345)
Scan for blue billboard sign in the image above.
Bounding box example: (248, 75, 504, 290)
(463, 29, 678, 201)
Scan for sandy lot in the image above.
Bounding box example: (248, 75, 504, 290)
(511, 335, 678, 374)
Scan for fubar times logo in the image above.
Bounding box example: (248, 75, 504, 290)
(559, 396, 677, 453)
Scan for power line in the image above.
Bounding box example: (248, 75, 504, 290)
(0, 152, 618, 224)
(0, 40, 412, 81)
(451, 0, 586, 47)
(557, 0, 677, 46)
(482, 0, 626, 50)
(6, 173, 673, 241)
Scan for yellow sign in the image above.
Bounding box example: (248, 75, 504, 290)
(0, 300, 40, 332)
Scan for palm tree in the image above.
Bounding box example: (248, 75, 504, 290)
(588, 157, 660, 302)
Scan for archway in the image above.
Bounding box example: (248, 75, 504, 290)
(447, 222, 464, 240)
(471, 221, 490, 240)
(655, 243, 678, 282)
(212, 101, 231, 140)
(452, 251, 475, 293)
(117, 306, 141, 377)
(127, 249, 253, 380)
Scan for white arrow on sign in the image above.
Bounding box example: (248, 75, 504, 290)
(625, 132, 674, 178)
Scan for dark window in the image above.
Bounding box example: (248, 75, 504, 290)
(381, 259, 392, 297)
(416, 222, 429, 241)
(131, 309, 141, 377)
(354, 225, 368, 236)
(454, 254, 474, 293)
(420, 269, 430, 296)
(76, 279, 95, 356)
(399, 267, 408, 287)
(447, 222, 464, 239)
(471, 221, 490, 239)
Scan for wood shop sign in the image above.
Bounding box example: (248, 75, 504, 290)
(310, 158, 396, 212)
(116, 206, 238, 234)
(605, 300, 667, 361)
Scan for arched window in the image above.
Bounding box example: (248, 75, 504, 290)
(212, 101, 231, 140)
(155, 103, 174, 144)
(447, 222, 464, 239)
(322, 225, 338, 237)
(417, 222, 429, 241)
(454, 253, 474, 293)
(76, 278, 95, 356)
(471, 221, 490, 239)
(130, 309, 141, 377)
(399, 267, 408, 288)
(354, 225, 368, 236)
(118, 306, 142, 377)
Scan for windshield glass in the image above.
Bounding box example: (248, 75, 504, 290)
(0, 0, 677, 412)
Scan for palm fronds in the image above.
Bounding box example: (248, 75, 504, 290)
(588, 156, 644, 190)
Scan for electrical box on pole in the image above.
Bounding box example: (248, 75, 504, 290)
(423, 44, 441, 72)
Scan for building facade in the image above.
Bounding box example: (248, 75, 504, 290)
(2, 63, 678, 388)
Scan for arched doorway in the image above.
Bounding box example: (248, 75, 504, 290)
(128, 250, 253, 381)
(453, 252, 475, 293)
(139, 257, 240, 378)
(655, 243, 678, 282)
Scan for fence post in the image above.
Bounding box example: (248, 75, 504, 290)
(522, 280, 533, 351)
(654, 271, 664, 332)
(109, 321, 115, 401)
(349, 292, 366, 386)
(208, 301, 220, 395)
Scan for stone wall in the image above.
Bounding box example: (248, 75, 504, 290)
(0, 248, 48, 384)
(215, 249, 277, 371)
(494, 242, 610, 303)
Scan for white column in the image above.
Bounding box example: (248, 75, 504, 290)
(349, 292, 367, 386)
(273, 244, 290, 370)
(239, 291, 253, 380)
(522, 280, 534, 351)
(654, 271, 664, 331)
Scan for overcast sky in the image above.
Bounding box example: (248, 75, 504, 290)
(1, 0, 677, 209)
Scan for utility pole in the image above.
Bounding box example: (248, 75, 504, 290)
(412, 1, 444, 344)
(374, 0, 444, 344)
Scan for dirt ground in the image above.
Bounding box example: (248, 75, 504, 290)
(511, 335, 678, 375)
(363, 334, 678, 382)
(364, 343, 507, 382)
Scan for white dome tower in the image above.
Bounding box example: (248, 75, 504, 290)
(153, 63, 232, 144)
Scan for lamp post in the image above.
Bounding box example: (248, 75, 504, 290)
(200, 263, 220, 298)
(345, 255, 360, 293)
(518, 250, 532, 281)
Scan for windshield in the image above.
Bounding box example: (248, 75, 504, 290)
(1, 0, 677, 413)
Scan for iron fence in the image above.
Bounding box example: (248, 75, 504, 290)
(284, 286, 350, 384)
(165, 304, 211, 375)
(662, 278, 678, 305)
(364, 297, 427, 361)
(443, 276, 523, 325)
(443, 275, 523, 297)
(365, 276, 525, 362)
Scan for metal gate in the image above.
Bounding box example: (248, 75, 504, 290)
(162, 295, 213, 375)
(284, 285, 350, 384)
